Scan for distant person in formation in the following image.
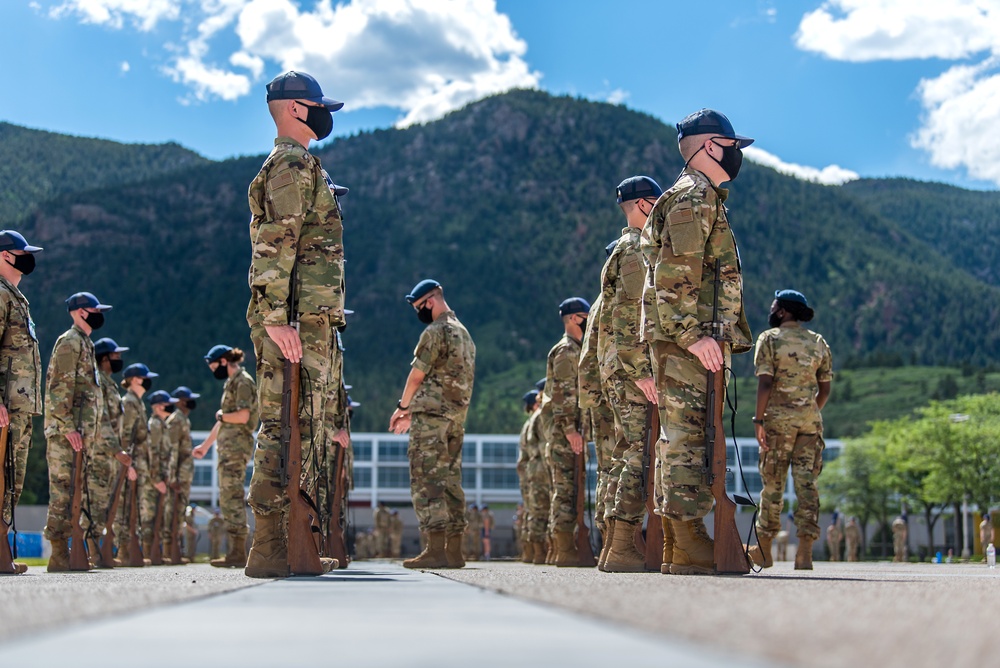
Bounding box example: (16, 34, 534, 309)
(892, 515, 908, 563)
(981, 514, 994, 552)
(194, 345, 259, 569)
(0, 231, 43, 575)
(389, 279, 476, 569)
(534, 377, 555, 564)
(845, 517, 861, 562)
(166, 387, 198, 564)
(373, 502, 390, 557)
(183, 504, 199, 561)
(600, 176, 664, 574)
(245, 71, 346, 578)
(208, 511, 226, 560)
(513, 503, 525, 559)
(542, 298, 590, 567)
(44, 292, 113, 572)
(464, 504, 480, 560)
(517, 390, 547, 563)
(92, 337, 135, 568)
(775, 513, 791, 562)
(481, 505, 495, 560)
(748, 289, 832, 571)
(116, 363, 157, 567)
(640, 109, 754, 576)
(827, 512, 843, 562)
(146, 390, 179, 562)
(390, 510, 403, 559)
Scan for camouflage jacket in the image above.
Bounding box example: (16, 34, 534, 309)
(409, 310, 476, 423)
(220, 367, 259, 441)
(97, 369, 123, 454)
(166, 409, 194, 489)
(148, 413, 173, 484)
(578, 293, 608, 411)
(121, 390, 149, 478)
(640, 167, 751, 353)
(754, 322, 833, 424)
(247, 136, 345, 333)
(599, 227, 652, 382)
(0, 276, 41, 417)
(44, 325, 102, 441)
(541, 333, 582, 436)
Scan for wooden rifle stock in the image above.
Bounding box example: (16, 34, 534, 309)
(149, 493, 164, 565)
(100, 462, 128, 567)
(124, 478, 144, 566)
(69, 448, 91, 570)
(573, 449, 595, 567)
(283, 359, 324, 575)
(325, 441, 348, 568)
(0, 422, 14, 573)
(169, 487, 182, 564)
(642, 403, 664, 571)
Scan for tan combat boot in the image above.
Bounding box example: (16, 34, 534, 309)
(660, 516, 674, 574)
(597, 518, 616, 572)
(532, 540, 547, 565)
(545, 536, 556, 565)
(445, 533, 465, 568)
(604, 519, 645, 573)
(748, 534, 774, 568)
(669, 519, 715, 575)
(212, 530, 248, 568)
(47, 537, 70, 572)
(795, 537, 814, 570)
(521, 541, 534, 564)
(554, 531, 579, 567)
(245, 513, 289, 578)
(403, 531, 448, 569)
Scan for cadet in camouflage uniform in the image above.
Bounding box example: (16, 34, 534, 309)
(92, 337, 134, 567)
(390, 510, 403, 558)
(827, 512, 843, 562)
(389, 280, 476, 569)
(0, 231, 42, 575)
(245, 71, 345, 579)
(146, 390, 178, 561)
(517, 390, 541, 562)
(542, 297, 589, 567)
(465, 504, 482, 560)
(116, 363, 157, 567)
(373, 502, 390, 557)
(193, 346, 258, 568)
(166, 386, 198, 564)
(747, 290, 832, 571)
(640, 110, 753, 576)
(208, 511, 225, 560)
(600, 176, 665, 573)
(44, 292, 112, 572)
(892, 515, 907, 562)
(481, 505, 495, 560)
(522, 389, 551, 564)
(844, 517, 861, 562)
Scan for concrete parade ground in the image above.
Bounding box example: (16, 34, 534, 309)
(0, 559, 996, 667)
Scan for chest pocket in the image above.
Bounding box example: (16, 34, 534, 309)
(667, 205, 703, 256)
(620, 256, 644, 300)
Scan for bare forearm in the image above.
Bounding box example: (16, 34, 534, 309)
(755, 375, 773, 420)
(400, 368, 426, 407)
(817, 381, 831, 410)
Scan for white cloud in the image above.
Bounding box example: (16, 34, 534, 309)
(795, 0, 1000, 186)
(120, 60, 130, 73)
(47, 0, 540, 126)
(744, 146, 859, 185)
(606, 88, 629, 105)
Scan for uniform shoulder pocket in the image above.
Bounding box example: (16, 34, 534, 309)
(620, 255, 644, 300)
(667, 205, 703, 256)
(267, 166, 303, 218)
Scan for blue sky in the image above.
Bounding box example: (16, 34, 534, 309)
(2, 0, 998, 190)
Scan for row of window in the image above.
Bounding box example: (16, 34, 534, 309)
(351, 439, 521, 464)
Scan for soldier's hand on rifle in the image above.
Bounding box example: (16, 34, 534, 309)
(0, 403, 8, 428)
(115, 451, 132, 467)
(636, 377, 658, 404)
(66, 430, 84, 452)
(567, 430, 584, 455)
(155, 481, 167, 495)
(755, 422, 768, 451)
(333, 428, 350, 448)
(265, 324, 302, 363)
(689, 336, 723, 372)
(127, 466, 137, 482)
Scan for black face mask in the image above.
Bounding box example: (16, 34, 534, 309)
(187, 400, 197, 410)
(712, 140, 743, 181)
(83, 311, 105, 331)
(213, 364, 229, 380)
(6, 253, 35, 275)
(141, 378, 152, 391)
(110, 359, 124, 374)
(163, 404, 176, 414)
(768, 312, 783, 329)
(297, 103, 333, 141)
(417, 305, 434, 324)
(578, 317, 588, 332)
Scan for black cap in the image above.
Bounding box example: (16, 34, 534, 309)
(171, 386, 201, 400)
(0, 230, 42, 253)
(616, 176, 663, 203)
(559, 297, 591, 317)
(123, 363, 158, 379)
(266, 71, 343, 111)
(676, 109, 753, 147)
(522, 389, 539, 407)
(535, 378, 546, 392)
(147, 390, 179, 406)
(94, 337, 128, 357)
(66, 292, 112, 312)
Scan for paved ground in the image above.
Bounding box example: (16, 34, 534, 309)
(441, 559, 1000, 668)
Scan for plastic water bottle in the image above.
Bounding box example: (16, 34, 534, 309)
(987, 543, 996, 569)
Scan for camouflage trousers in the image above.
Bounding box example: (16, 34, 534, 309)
(140, 480, 167, 546)
(114, 472, 144, 552)
(249, 315, 340, 517)
(1, 415, 32, 526)
(650, 340, 725, 522)
(524, 457, 551, 542)
(84, 439, 118, 534)
(218, 429, 253, 533)
(44, 434, 95, 540)
(408, 412, 467, 535)
(756, 419, 824, 540)
(590, 401, 615, 532)
(546, 430, 581, 534)
(606, 373, 651, 525)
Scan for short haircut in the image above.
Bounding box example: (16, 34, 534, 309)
(679, 134, 713, 161)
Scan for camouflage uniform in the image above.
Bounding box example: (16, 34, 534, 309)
(753, 322, 832, 541)
(373, 505, 390, 557)
(43, 325, 103, 541)
(464, 506, 482, 558)
(217, 368, 258, 534)
(208, 513, 225, 560)
(147, 412, 173, 548)
(578, 293, 615, 532)
(313, 339, 349, 542)
(543, 333, 583, 533)
(826, 520, 842, 561)
(599, 227, 654, 525)
(407, 310, 476, 535)
(0, 276, 41, 528)
(640, 167, 752, 521)
(390, 512, 403, 558)
(116, 390, 148, 553)
(892, 517, 907, 562)
(166, 409, 194, 555)
(90, 369, 123, 541)
(844, 519, 861, 562)
(247, 136, 344, 524)
(521, 409, 550, 543)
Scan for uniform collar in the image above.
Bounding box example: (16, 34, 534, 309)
(71, 323, 92, 340)
(275, 136, 306, 151)
(779, 321, 802, 329)
(0, 274, 27, 304)
(682, 166, 729, 202)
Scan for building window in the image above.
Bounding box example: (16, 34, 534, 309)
(462, 442, 476, 462)
(743, 472, 763, 496)
(354, 468, 372, 489)
(741, 445, 759, 466)
(482, 468, 518, 489)
(378, 441, 408, 462)
(353, 440, 373, 461)
(193, 465, 212, 487)
(377, 466, 410, 488)
(482, 442, 518, 464)
(462, 468, 476, 488)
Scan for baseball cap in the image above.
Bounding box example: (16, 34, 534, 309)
(0, 230, 42, 253)
(676, 109, 754, 147)
(616, 176, 663, 203)
(65, 292, 112, 312)
(171, 386, 201, 400)
(266, 71, 344, 111)
(123, 363, 158, 379)
(147, 390, 178, 406)
(94, 337, 128, 357)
